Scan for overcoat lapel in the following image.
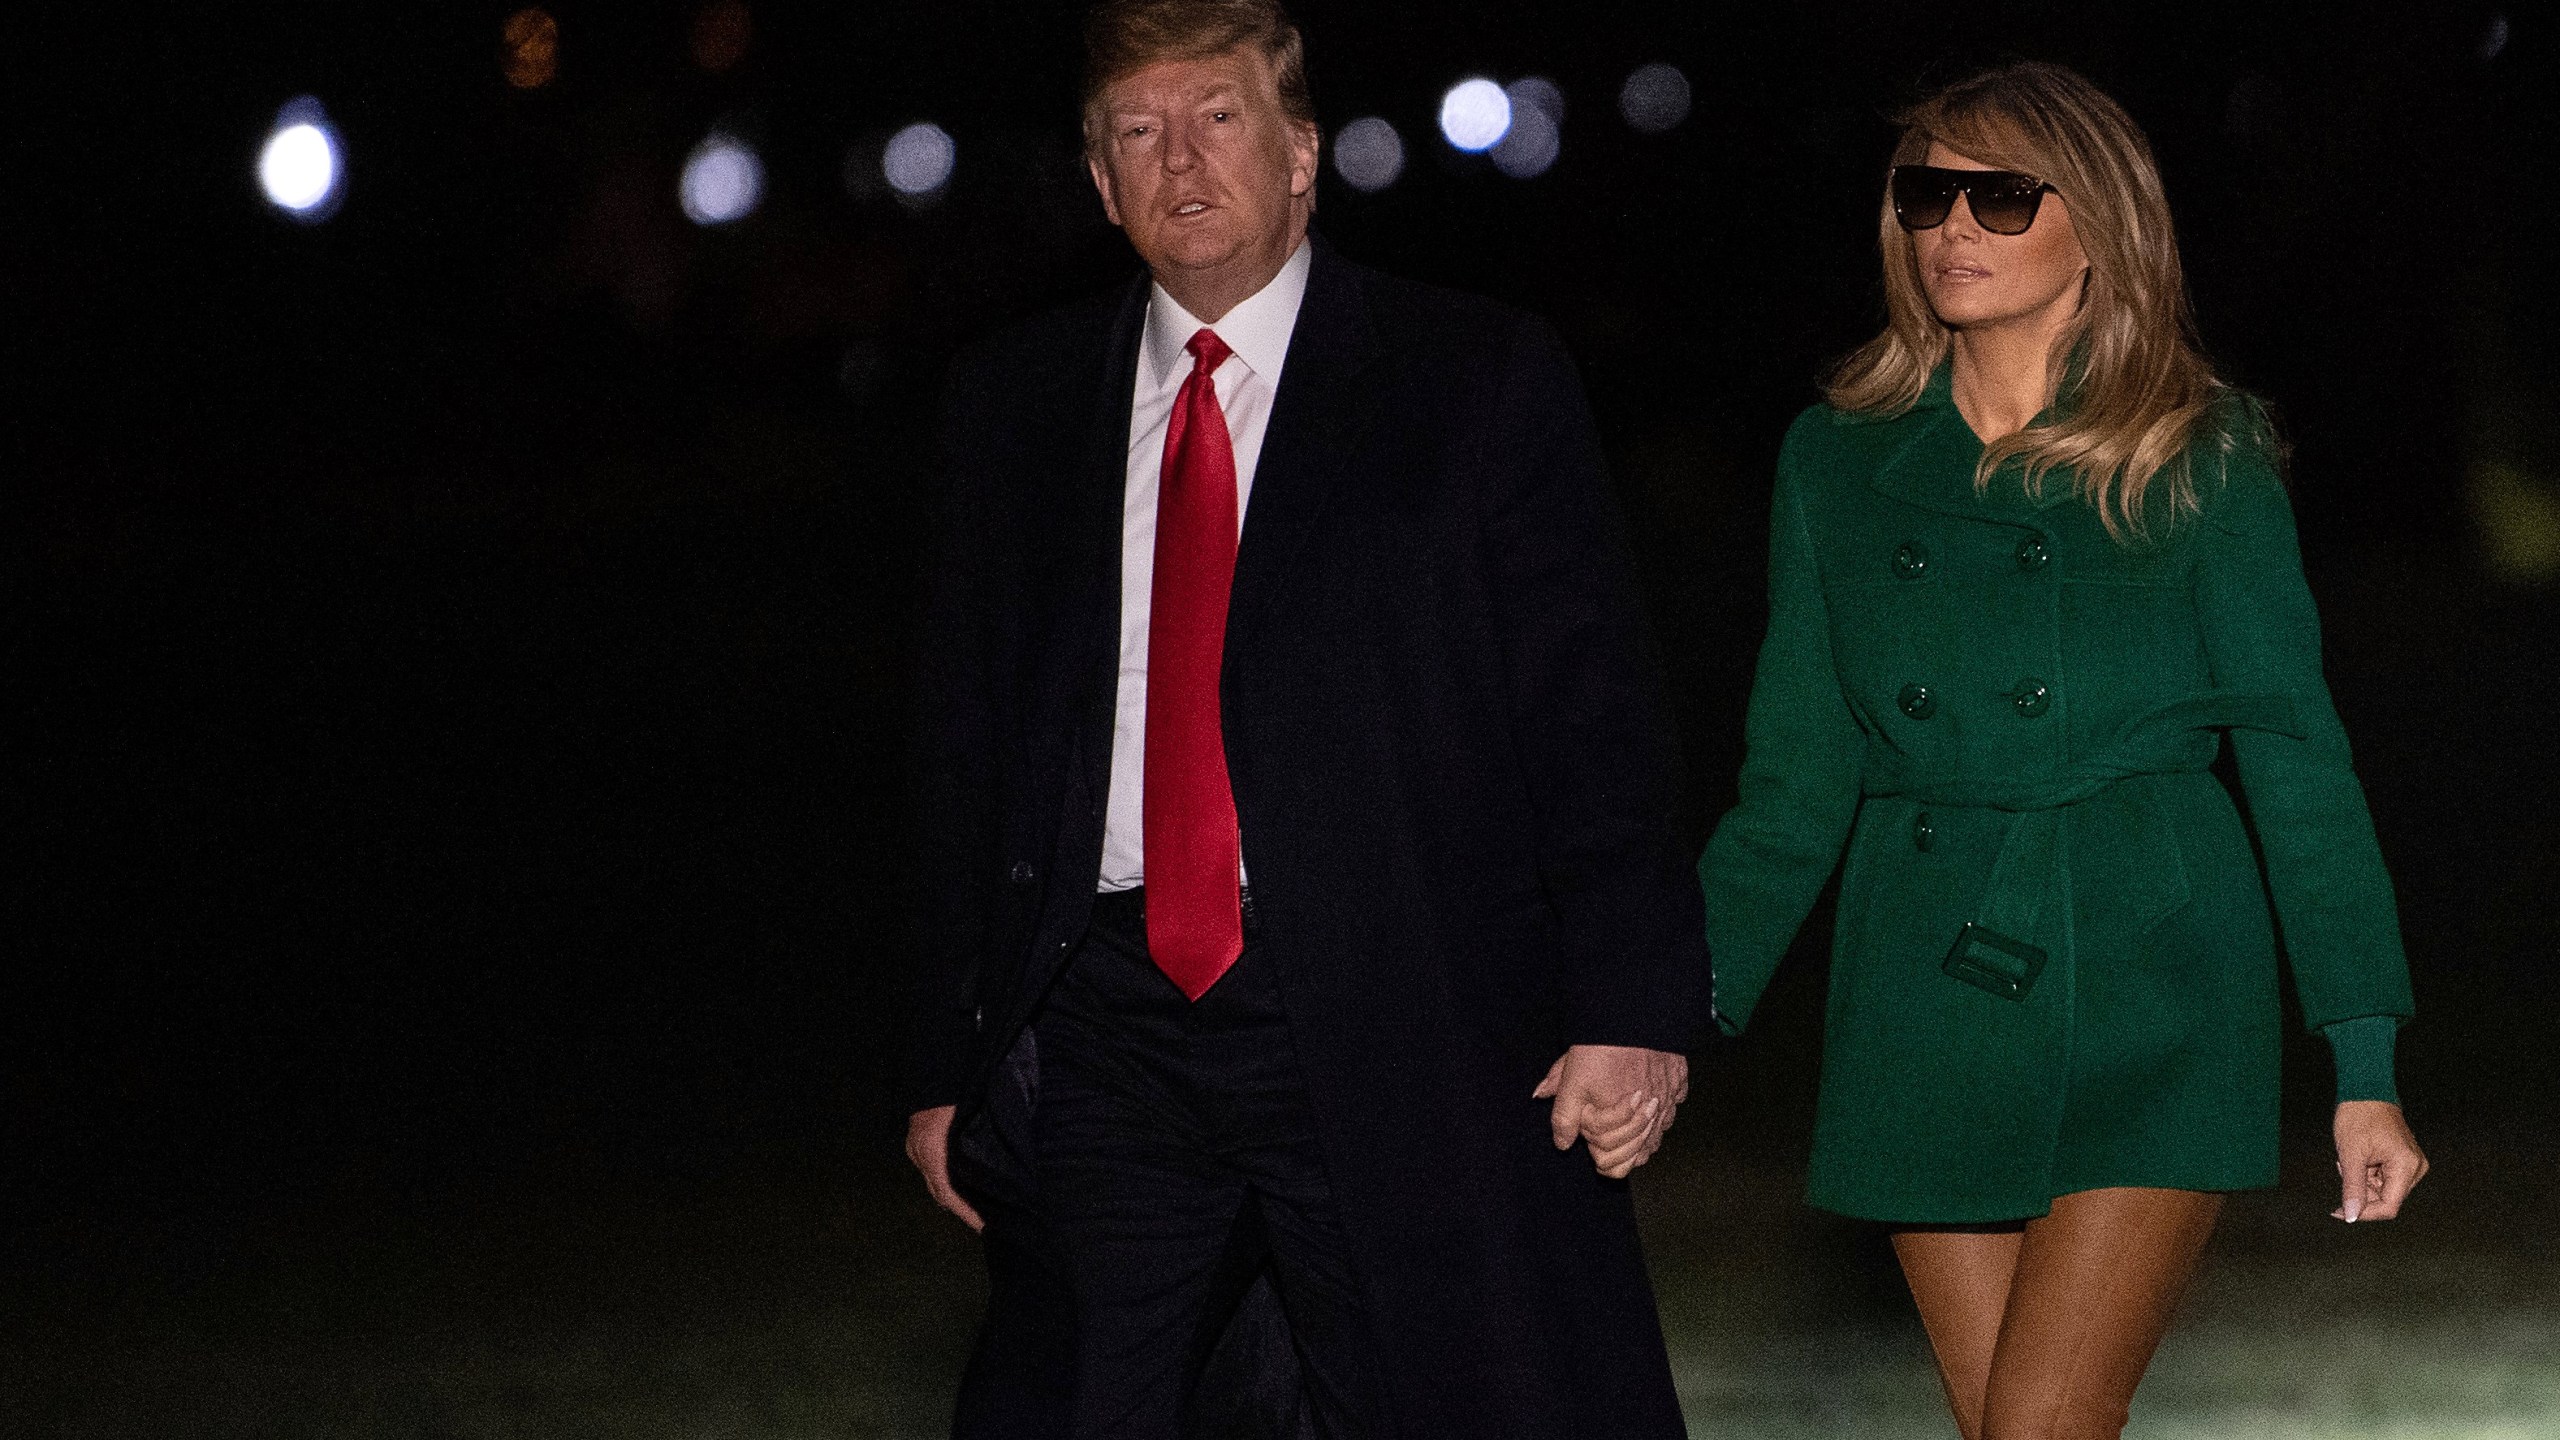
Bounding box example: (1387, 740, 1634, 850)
(1064, 276, 1153, 836)
(1224, 241, 1386, 659)
(1864, 368, 2075, 520)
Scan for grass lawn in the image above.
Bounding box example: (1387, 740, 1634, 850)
(6, 1128, 2551, 1438)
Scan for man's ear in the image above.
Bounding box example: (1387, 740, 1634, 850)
(1087, 152, 1123, 228)
(1287, 120, 1320, 199)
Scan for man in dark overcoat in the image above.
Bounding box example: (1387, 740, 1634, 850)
(901, 2, 1711, 1434)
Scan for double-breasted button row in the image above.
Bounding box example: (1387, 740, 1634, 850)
(1913, 811, 1936, 852)
(1895, 680, 2053, 720)
(1894, 532, 2048, 576)
(1889, 535, 2050, 578)
(1884, 532, 2052, 725)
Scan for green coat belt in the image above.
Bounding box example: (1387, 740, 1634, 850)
(1700, 383, 2414, 1223)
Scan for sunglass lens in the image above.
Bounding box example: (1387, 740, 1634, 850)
(1890, 168, 1957, 231)
(1969, 178, 2046, 236)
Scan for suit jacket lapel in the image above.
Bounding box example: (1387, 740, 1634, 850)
(1226, 241, 1386, 657)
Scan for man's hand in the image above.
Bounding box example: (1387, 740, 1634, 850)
(1532, 1044, 1688, 1180)
(2332, 1100, 2427, 1223)
(906, 1105, 985, 1232)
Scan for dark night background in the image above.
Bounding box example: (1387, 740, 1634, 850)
(11, 2, 2557, 1435)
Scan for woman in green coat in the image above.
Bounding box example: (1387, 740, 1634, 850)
(1697, 63, 2429, 1439)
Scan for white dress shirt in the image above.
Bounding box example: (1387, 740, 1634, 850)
(1097, 239, 1313, 892)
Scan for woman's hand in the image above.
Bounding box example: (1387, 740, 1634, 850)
(2332, 1100, 2427, 1223)
(1534, 1045, 1688, 1179)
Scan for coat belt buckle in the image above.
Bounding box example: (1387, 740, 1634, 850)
(1942, 922, 2047, 1001)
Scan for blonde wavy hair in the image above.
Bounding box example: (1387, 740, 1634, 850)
(1827, 62, 2246, 539)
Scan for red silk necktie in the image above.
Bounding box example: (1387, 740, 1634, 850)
(1143, 328, 1244, 1000)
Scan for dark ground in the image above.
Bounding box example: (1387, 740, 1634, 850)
(10, 2, 2559, 1434)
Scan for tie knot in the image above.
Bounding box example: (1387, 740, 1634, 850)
(1185, 328, 1232, 374)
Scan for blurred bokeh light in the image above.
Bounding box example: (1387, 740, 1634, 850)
(1494, 79, 1563, 178)
(691, 0, 752, 74)
(882, 122, 957, 200)
(1440, 78, 1512, 153)
(257, 98, 344, 221)
(2480, 13, 2511, 62)
(1620, 62, 1692, 133)
(1333, 117, 1405, 193)
(1509, 76, 1566, 125)
(680, 133, 763, 225)
(501, 9, 559, 90)
(2468, 461, 2560, 586)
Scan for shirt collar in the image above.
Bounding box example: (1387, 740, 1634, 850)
(1140, 238, 1313, 393)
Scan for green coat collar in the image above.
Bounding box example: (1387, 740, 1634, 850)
(1862, 365, 2077, 521)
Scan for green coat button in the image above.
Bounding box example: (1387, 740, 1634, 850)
(1897, 683, 1936, 719)
(2012, 681, 2052, 717)
(1913, 811, 1936, 852)
(1893, 542, 1930, 579)
(2015, 536, 2050, 571)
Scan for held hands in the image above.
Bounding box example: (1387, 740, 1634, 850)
(2332, 1100, 2427, 1223)
(1534, 1044, 1688, 1179)
(906, 1105, 985, 1232)
(918, 1044, 1695, 1222)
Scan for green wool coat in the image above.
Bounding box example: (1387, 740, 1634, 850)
(1699, 371, 2415, 1223)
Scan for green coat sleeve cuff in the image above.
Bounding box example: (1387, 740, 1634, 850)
(2320, 1014, 2401, 1105)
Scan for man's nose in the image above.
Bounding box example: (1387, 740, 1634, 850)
(1160, 119, 1200, 172)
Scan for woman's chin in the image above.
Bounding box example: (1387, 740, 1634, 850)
(1927, 296, 2010, 331)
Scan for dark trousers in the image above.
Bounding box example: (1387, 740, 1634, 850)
(949, 1175, 1313, 1440)
(947, 1013, 1315, 1439)
(1029, 887, 1380, 1439)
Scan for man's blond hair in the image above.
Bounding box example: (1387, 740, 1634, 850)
(1080, 0, 1315, 158)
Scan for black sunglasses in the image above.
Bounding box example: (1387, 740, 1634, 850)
(1889, 165, 2057, 236)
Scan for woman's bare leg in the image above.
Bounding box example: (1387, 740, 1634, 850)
(1895, 1189, 2220, 1440)
(1980, 1187, 2222, 1440)
(1892, 1226, 2025, 1440)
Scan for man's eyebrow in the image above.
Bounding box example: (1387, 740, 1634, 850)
(1108, 83, 1242, 114)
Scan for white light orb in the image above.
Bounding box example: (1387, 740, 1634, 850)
(1332, 116, 1404, 193)
(258, 99, 343, 219)
(1490, 99, 1559, 179)
(260, 125, 336, 210)
(1620, 62, 1693, 134)
(1439, 78, 1512, 153)
(883, 122, 957, 197)
(681, 133, 764, 226)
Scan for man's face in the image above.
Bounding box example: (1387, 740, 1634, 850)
(1086, 46, 1319, 299)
